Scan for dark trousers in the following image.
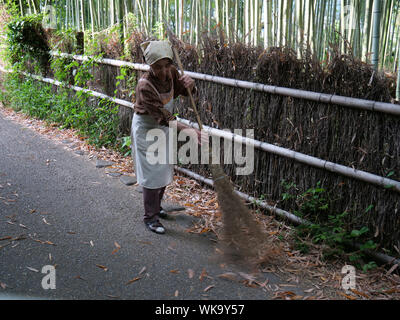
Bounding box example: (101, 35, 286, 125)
(142, 186, 166, 223)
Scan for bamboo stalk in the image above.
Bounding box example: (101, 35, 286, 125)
(372, 0, 381, 69)
(397, 29, 400, 101)
(362, 0, 373, 61)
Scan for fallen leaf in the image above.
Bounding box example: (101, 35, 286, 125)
(42, 218, 51, 225)
(239, 272, 257, 286)
(272, 291, 297, 300)
(199, 268, 207, 281)
(199, 228, 210, 234)
(337, 291, 357, 300)
(187, 269, 194, 279)
(0, 282, 6, 289)
(96, 264, 108, 271)
(255, 279, 269, 288)
(383, 288, 400, 294)
(170, 269, 179, 274)
(0, 236, 12, 241)
(27, 267, 39, 273)
(350, 289, 370, 299)
(174, 290, 179, 297)
(138, 240, 152, 245)
(111, 241, 121, 254)
(218, 272, 239, 282)
(90, 240, 94, 247)
(184, 203, 195, 207)
(385, 264, 399, 276)
(126, 277, 141, 285)
(204, 285, 215, 292)
(167, 242, 177, 252)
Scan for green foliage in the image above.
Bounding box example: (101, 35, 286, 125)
(114, 66, 137, 100)
(49, 28, 79, 54)
(281, 180, 378, 272)
(121, 136, 132, 156)
(6, 13, 50, 73)
(281, 180, 330, 220)
(1, 17, 134, 154)
(0, 69, 120, 150)
(0, 0, 19, 17)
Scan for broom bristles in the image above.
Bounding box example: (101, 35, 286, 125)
(211, 165, 285, 267)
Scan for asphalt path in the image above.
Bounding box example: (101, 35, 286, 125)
(0, 110, 305, 301)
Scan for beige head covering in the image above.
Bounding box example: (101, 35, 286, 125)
(140, 40, 174, 66)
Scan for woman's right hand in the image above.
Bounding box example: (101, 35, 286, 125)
(194, 128, 209, 146)
(176, 122, 208, 146)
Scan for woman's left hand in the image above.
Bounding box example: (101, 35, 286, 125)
(179, 74, 195, 92)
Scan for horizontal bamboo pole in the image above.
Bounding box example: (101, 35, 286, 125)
(51, 51, 150, 72)
(24, 72, 135, 110)
(1, 66, 399, 194)
(175, 166, 400, 268)
(51, 51, 400, 116)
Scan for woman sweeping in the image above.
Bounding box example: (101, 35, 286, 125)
(132, 40, 201, 234)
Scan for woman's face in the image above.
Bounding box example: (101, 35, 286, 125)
(150, 58, 172, 82)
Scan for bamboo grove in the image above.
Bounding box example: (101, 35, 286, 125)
(2, 0, 399, 73)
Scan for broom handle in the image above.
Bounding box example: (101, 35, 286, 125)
(171, 47, 204, 132)
(173, 47, 226, 182)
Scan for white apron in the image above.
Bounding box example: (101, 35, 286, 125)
(131, 78, 174, 189)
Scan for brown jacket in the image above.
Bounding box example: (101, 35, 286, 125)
(134, 65, 193, 126)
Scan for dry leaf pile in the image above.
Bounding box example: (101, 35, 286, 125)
(1, 105, 400, 300)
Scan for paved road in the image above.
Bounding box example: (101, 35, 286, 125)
(0, 111, 304, 300)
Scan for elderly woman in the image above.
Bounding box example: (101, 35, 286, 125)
(132, 40, 200, 234)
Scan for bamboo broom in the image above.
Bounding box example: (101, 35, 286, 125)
(163, 22, 282, 266)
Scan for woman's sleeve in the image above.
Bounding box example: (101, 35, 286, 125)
(136, 81, 176, 126)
